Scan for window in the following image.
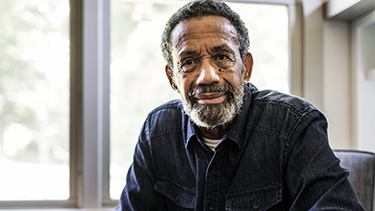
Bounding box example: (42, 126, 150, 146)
(0, 0, 297, 208)
(0, 0, 70, 201)
(110, 1, 185, 199)
(110, 0, 290, 200)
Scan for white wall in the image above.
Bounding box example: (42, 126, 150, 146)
(302, 0, 356, 150)
(352, 11, 375, 152)
(302, 0, 324, 109)
(302, 0, 375, 151)
(322, 21, 352, 149)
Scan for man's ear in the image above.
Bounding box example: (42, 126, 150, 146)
(165, 65, 179, 91)
(243, 52, 253, 84)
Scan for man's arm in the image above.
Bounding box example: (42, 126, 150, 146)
(115, 126, 166, 211)
(285, 110, 364, 210)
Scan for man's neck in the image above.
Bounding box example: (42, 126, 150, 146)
(199, 124, 229, 140)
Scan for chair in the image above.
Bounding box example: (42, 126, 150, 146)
(334, 150, 375, 211)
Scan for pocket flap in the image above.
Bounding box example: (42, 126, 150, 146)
(154, 178, 195, 209)
(225, 184, 282, 211)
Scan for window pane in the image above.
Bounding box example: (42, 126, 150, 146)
(0, 0, 70, 200)
(110, 0, 185, 200)
(110, 0, 289, 200)
(226, 2, 289, 93)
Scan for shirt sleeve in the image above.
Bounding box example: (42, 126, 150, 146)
(285, 110, 365, 210)
(116, 123, 167, 211)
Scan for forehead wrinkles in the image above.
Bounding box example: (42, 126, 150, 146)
(174, 41, 235, 60)
(170, 16, 239, 54)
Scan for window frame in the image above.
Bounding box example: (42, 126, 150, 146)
(227, 0, 303, 96)
(0, 0, 301, 209)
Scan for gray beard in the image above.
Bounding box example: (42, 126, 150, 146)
(181, 83, 245, 129)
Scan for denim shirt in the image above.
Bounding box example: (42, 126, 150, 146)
(117, 84, 364, 211)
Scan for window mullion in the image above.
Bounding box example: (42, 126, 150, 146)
(69, 0, 82, 206)
(288, 1, 303, 96)
(79, 0, 108, 207)
(101, 0, 115, 206)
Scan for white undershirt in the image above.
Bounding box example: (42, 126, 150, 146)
(202, 137, 221, 151)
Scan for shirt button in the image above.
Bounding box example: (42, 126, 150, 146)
(253, 202, 260, 209)
(208, 202, 214, 210)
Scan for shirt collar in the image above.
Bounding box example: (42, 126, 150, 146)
(185, 117, 197, 148)
(183, 83, 255, 150)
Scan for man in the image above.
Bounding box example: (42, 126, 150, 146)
(116, 0, 364, 210)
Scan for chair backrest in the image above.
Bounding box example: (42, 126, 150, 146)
(334, 150, 375, 211)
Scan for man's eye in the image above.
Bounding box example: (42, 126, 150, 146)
(184, 59, 194, 66)
(178, 58, 197, 73)
(216, 54, 229, 60)
(180, 58, 196, 68)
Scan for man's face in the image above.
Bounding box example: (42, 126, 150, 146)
(166, 16, 253, 129)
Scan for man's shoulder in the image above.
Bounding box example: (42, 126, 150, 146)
(244, 86, 325, 139)
(143, 99, 185, 136)
(251, 88, 319, 116)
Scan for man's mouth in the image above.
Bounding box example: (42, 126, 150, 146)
(193, 92, 226, 104)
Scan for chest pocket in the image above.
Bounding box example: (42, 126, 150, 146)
(154, 178, 196, 210)
(225, 184, 282, 211)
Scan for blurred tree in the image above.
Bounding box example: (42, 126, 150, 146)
(0, 0, 69, 164)
(110, 1, 184, 198)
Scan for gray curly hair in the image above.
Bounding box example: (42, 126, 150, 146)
(161, 0, 250, 69)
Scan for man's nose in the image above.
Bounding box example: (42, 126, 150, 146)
(196, 60, 220, 85)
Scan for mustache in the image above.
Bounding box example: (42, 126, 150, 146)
(188, 84, 232, 97)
